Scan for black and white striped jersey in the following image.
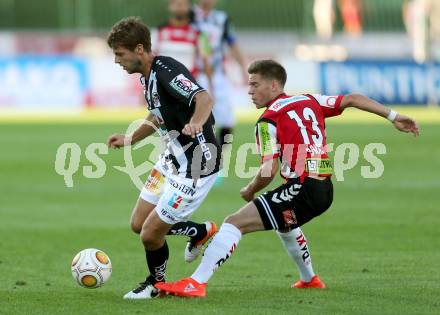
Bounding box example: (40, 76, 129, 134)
(193, 5, 237, 72)
(141, 56, 221, 179)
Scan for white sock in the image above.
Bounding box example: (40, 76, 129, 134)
(277, 227, 315, 282)
(191, 223, 242, 284)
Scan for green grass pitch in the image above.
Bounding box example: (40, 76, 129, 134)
(0, 121, 439, 315)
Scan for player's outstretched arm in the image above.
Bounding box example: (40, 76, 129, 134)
(182, 91, 214, 138)
(339, 93, 420, 137)
(107, 113, 158, 149)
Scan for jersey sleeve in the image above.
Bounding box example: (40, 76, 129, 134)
(223, 16, 237, 46)
(255, 119, 280, 162)
(156, 57, 205, 106)
(310, 94, 344, 118)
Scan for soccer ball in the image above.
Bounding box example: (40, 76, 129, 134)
(71, 248, 112, 288)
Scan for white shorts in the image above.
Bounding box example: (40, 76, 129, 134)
(140, 161, 218, 224)
(197, 71, 235, 128)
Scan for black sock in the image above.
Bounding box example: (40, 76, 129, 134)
(218, 127, 233, 147)
(145, 241, 169, 283)
(167, 221, 207, 242)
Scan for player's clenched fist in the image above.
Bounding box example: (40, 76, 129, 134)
(107, 134, 131, 149)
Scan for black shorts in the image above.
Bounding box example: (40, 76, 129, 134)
(253, 177, 333, 230)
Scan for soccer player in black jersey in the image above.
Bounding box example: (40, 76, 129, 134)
(107, 16, 221, 299)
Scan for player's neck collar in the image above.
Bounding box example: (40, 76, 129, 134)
(265, 93, 288, 107)
(141, 55, 157, 81)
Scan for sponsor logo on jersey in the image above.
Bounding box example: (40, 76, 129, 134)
(196, 132, 212, 161)
(326, 96, 337, 107)
(268, 95, 309, 112)
(307, 160, 318, 172)
(168, 193, 183, 209)
(305, 158, 332, 175)
(145, 169, 165, 195)
(170, 74, 200, 97)
(168, 178, 196, 197)
(310, 94, 338, 108)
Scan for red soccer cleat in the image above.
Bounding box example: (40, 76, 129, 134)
(155, 277, 207, 298)
(292, 275, 326, 289)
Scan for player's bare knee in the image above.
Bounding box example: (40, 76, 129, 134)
(130, 219, 142, 234)
(140, 226, 164, 250)
(140, 229, 155, 248)
(224, 215, 246, 234)
(224, 213, 236, 225)
(141, 235, 164, 251)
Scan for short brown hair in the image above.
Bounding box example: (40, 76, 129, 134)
(107, 16, 151, 52)
(248, 60, 287, 87)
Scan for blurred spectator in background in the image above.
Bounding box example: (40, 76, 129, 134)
(154, 0, 212, 83)
(402, 0, 417, 37)
(338, 0, 363, 37)
(313, 0, 335, 40)
(402, 0, 428, 62)
(403, 0, 440, 62)
(428, 0, 440, 42)
(193, 0, 248, 148)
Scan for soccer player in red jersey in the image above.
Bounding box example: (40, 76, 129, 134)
(155, 0, 212, 80)
(156, 59, 419, 297)
(156, 5, 326, 287)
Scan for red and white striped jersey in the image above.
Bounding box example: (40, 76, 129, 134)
(255, 93, 344, 180)
(155, 24, 202, 77)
